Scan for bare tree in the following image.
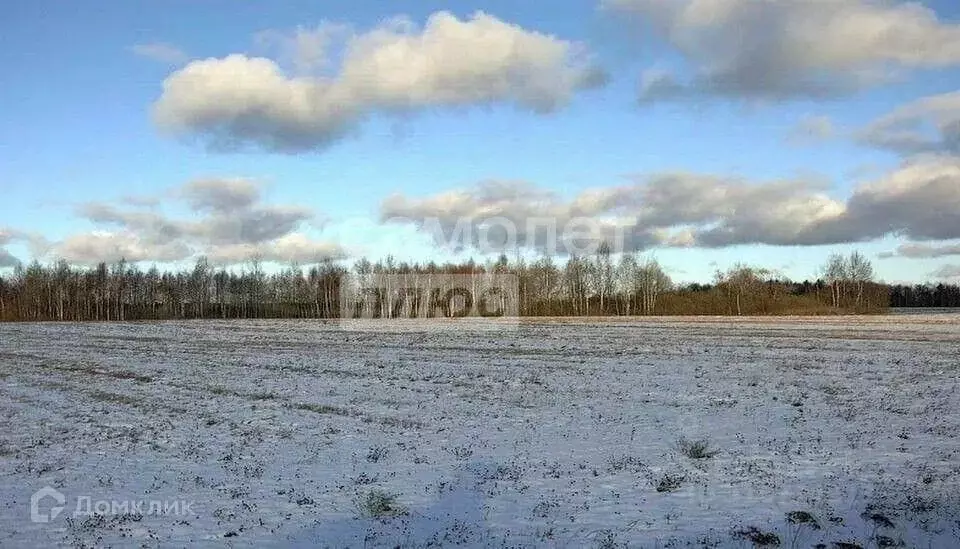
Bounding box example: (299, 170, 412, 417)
(592, 242, 615, 314)
(53, 259, 70, 321)
(822, 253, 848, 308)
(526, 256, 560, 315)
(564, 255, 590, 316)
(616, 253, 639, 315)
(847, 251, 874, 307)
(248, 256, 265, 318)
(719, 263, 767, 316)
(190, 256, 211, 318)
(637, 257, 671, 315)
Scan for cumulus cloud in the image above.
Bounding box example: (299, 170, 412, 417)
(0, 249, 20, 268)
(381, 155, 960, 253)
(0, 229, 26, 268)
(78, 203, 185, 242)
(179, 178, 262, 213)
(193, 205, 314, 245)
(77, 181, 314, 247)
(381, 180, 656, 254)
(930, 264, 960, 279)
(879, 242, 960, 259)
(131, 42, 188, 65)
(828, 155, 960, 241)
(381, 175, 845, 254)
(653, 177, 845, 247)
(0, 229, 20, 267)
(603, 0, 960, 101)
(153, 11, 604, 152)
(154, 55, 358, 151)
(45, 178, 343, 266)
(120, 194, 162, 208)
(205, 233, 346, 265)
(254, 23, 349, 74)
(859, 90, 960, 154)
(54, 232, 193, 265)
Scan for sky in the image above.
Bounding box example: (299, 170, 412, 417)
(2, 0, 960, 284)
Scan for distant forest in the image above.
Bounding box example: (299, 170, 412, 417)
(0, 249, 953, 322)
(889, 283, 960, 308)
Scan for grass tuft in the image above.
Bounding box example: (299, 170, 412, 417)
(786, 510, 821, 529)
(366, 446, 389, 463)
(655, 473, 686, 493)
(677, 437, 719, 459)
(732, 526, 780, 546)
(356, 489, 407, 518)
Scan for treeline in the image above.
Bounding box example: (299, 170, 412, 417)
(0, 249, 896, 322)
(889, 283, 960, 308)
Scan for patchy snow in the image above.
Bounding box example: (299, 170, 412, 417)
(0, 316, 959, 547)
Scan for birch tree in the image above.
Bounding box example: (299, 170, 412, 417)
(822, 253, 848, 308)
(847, 251, 874, 307)
(636, 257, 671, 315)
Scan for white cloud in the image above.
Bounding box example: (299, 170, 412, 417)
(205, 233, 346, 265)
(381, 155, 960, 252)
(880, 242, 960, 259)
(604, 0, 960, 101)
(154, 11, 604, 152)
(254, 23, 349, 74)
(190, 205, 315, 246)
(930, 264, 960, 279)
(155, 54, 359, 151)
(859, 90, 960, 154)
(0, 249, 19, 268)
(834, 155, 960, 241)
(381, 180, 653, 253)
(179, 178, 262, 213)
(0, 229, 28, 267)
(53, 231, 192, 266)
(130, 42, 188, 65)
(45, 179, 343, 266)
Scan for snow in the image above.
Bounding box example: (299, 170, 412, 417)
(1, 315, 959, 547)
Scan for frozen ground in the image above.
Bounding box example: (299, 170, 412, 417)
(1, 316, 959, 548)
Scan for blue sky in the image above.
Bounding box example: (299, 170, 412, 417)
(2, 0, 960, 283)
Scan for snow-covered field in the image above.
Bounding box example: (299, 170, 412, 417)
(1, 316, 959, 548)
